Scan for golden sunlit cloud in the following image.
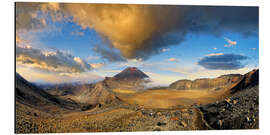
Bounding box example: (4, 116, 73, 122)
(167, 58, 178, 62)
(224, 37, 237, 47)
(90, 63, 105, 69)
(206, 53, 224, 56)
(63, 4, 187, 59)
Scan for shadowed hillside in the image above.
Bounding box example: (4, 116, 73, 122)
(16, 73, 82, 110)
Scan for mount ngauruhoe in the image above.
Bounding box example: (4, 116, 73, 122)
(114, 67, 149, 80)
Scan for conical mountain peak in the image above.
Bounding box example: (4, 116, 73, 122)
(114, 67, 149, 80)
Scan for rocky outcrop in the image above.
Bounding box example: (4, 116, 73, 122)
(199, 85, 259, 129)
(230, 69, 259, 93)
(74, 81, 116, 104)
(169, 74, 242, 90)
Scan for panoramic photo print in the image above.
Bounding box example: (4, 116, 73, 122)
(15, 2, 259, 133)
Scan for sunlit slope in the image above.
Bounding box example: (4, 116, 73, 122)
(112, 89, 137, 94)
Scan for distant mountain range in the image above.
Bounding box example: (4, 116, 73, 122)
(16, 68, 259, 106)
(169, 69, 259, 93)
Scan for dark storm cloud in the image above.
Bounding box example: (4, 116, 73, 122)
(16, 3, 258, 61)
(188, 6, 258, 36)
(93, 45, 126, 62)
(198, 53, 248, 70)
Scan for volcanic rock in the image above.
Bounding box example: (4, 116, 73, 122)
(74, 81, 116, 104)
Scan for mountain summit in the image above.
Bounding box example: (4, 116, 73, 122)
(114, 67, 149, 80)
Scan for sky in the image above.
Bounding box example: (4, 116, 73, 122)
(15, 3, 259, 86)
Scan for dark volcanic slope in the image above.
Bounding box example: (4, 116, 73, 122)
(199, 85, 259, 129)
(114, 67, 149, 80)
(16, 73, 80, 110)
(199, 69, 259, 129)
(230, 69, 259, 93)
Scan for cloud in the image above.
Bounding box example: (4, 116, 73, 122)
(16, 65, 103, 84)
(118, 58, 147, 68)
(16, 2, 65, 32)
(85, 55, 100, 61)
(167, 58, 178, 62)
(161, 48, 170, 52)
(198, 53, 248, 70)
(16, 45, 92, 73)
(16, 3, 258, 61)
(93, 45, 126, 62)
(206, 53, 224, 56)
(224, 37, 237, 47)
(90, 63, 104, 69)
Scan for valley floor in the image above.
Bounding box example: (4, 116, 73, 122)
(15, 85, 259, 133)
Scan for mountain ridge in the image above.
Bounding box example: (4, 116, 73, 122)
(169, 69, 258, 92)
(16, 73, 82, 110)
